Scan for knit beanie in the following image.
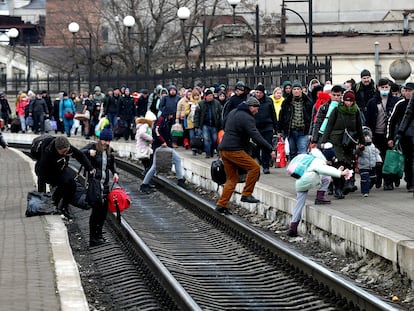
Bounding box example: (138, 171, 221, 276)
(360, 69, 371, 78)
(55, 136, 70, 151)
(343, 90, 355, 102)
(99, 125, 113, 141)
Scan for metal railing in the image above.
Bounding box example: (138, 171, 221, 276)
(1, 56, 331, 95)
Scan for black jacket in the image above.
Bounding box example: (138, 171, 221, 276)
(278, 93, 313, 137)
(35, 140, 93, 186)
(398, 95, 414, 138)
(254, 95, 278, 133)
(219, 102, 273, 153)
(194, 99, 223, 130)
(81, 142, 117, 185)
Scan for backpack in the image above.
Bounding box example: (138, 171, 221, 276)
(286, 153, 315, 179)
(30, 134, 55, 160)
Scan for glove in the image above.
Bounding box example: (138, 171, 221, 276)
(113, 173, 119, 183)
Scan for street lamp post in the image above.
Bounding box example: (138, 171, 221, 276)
(1, 28, 32, 90)
(280, 0, 313, 68)
(177, 7, 206, 71)
(68, 22, 93, 91)
(227, 0, 260, 67)
(123, 15, 150, 76)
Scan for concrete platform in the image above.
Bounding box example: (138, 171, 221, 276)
(0, 142, 88, 311)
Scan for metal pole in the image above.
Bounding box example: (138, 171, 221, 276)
(308, 0, 313, 68)
(202, 18, 206, 70)
(232, 5, 236, 24)
(281, 0, 286, 43)
(88, 33, 92, 92)
(26, 37, 31, 91)
(145, 27, 150, 75)
(255, 4, 260, 67)
(374, 42, 380, 82)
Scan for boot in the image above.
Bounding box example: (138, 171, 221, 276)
(287, 222, 299, 237)
(89, 225, 105, 247)
(57, 200, 72, 220)
(328, 181, 334, 195)
(140, 183, 155, 194)
(333, 177, 345, 199)
(177, 179, 188, 190)
(342, 180, 353, 195)
(315, 190, 331, 205)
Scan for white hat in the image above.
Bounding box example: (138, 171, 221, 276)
(145, 111, 157, 121)
(323, 84, 333, 92)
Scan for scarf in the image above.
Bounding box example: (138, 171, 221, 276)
(338, 103, 358, 115)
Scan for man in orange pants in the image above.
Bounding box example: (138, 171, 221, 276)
(215, 97, 276, 215)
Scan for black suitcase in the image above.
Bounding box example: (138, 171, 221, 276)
(10, 118, 21, 133)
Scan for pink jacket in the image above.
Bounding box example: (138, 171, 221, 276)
(135, 118, 154, 158)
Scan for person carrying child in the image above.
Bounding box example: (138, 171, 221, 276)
(355, 126, 382, 197)
(287, 146, 353, 237)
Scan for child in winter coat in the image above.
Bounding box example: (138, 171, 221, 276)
(135, 111, 157, 173)
(355, 126, 382, 197)
(288, 146, 353, 237)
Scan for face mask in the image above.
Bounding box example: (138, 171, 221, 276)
(380, 90, 389, 96)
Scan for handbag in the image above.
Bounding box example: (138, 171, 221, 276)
(210, 158, 247, 185)
(64, 111, 75, 119)
(50, 117, 57, 131)
(44, 119, 53, 132)
(136, 146, 151, 159)
(26, 116, 34, 127)
(86, 176, 102, 205)
(171, 122, 184, 137)
(341, 128, 358, 147)
(382, 143, 405, 178)
(108, 183, 132, 223)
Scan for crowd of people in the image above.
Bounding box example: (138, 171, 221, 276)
(2, 69, 414, 237)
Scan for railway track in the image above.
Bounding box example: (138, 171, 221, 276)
(14, 143, 399, 310)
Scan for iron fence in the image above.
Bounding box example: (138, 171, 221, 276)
(1, 56, 331, 96)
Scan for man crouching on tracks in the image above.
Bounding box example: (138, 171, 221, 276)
(215, 96, 276, 215)
(35, 136, 94, 219)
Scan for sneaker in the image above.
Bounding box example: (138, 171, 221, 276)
(363, 193, 369, 197)
(240, 195, 260, 203)
(89, 237, 106, 247)
(263, 168, 270, 174)
(177, 179, 188, 190)
(215, 206, 232, 215)
(140, 184, 155, 194)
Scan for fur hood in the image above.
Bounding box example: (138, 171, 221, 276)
(135, 118, 153, 126)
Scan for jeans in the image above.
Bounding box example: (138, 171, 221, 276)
(143, 147, 183, 184)
(63, 117, 74, 136)
(202, 125, 218, 156)
(33, 112, 45, 133)
(292, 191, 308, 223)
(107, 113, 118, 128)
(19, 115, 26, 132)
(288, 130, 309, 160)
(216, 150, 260, 208)
(257, 130, 273, 169)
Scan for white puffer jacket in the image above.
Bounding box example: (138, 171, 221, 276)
(295, 148, 342, 192)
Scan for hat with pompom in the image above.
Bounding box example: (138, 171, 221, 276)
(99, 125, 113, 141)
